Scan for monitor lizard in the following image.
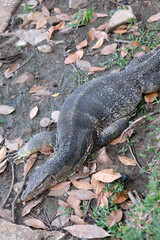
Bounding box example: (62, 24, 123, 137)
(8, 47, 160, 201)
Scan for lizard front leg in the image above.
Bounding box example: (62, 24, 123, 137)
(7, 131, 56, 163)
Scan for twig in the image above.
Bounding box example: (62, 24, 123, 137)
(12, 174, 27, 223)
(120, 110, 160, 142)
(1, 161, 15, 208)
(82, 199, 91, 221)
(114, 38, 131, 44)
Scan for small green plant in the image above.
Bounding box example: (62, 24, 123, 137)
(72, 70, 89, 84)
(24, 4, 34, 14)
(16, 45, 21, 51)
(71, 7, 94, 29)
(0, 119, 5, 123)
(59, 206, 73, 217)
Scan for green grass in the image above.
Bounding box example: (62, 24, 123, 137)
(72, 70, 89, 84)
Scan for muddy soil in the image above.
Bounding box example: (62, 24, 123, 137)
(0, 0, 160, 239)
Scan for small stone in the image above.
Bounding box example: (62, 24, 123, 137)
(106, 7, 136, 32)
(69, 0, 87, 9)
(13, 72, 34, 85)
(37, 44, 52, 53)
(15, 39, 27, 47)
(0, 62, 3, 68)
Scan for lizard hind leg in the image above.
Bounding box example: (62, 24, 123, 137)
(7, 131, 56, 164)
(97, 117, 129, 147)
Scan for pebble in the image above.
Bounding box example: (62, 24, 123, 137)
(37, 44, 52, 53)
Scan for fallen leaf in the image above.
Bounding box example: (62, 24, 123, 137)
(144, 92, 158, 103)
(93, 169, 121, 183)
(15, 29, 46, 46)
(88, 29, 95, 41)
(0, 146, 7, 162)
(0, 105, 15, 115)
(22, 198, 42, 217)
(91, 176, 105, 195)
(64, 224, 110, 238)
(0, 159, 7, 173)
(134, 52, 145, 58)
(5, 63, 20, 78)
(24, 218, 46, 229)
(0, 134, 3, 144)
(100, 194, 109, 207)
(113, 25, 128, 34)
(48, 181, 71, 197)
(101, 43, 117, 55)
(118, 155, 136, 166)
(52, 93, 60, 98)
(113, 190, 129, 204)
(76, 39, 88, 50)
(24, 153, 37, 175)
(147, 12, 160, 22)
(76, 60, 91, 71)
(71, 179, 93, 190)
(94, 30, 108, 40)
(67, 190, 93, 200)
(96, 22, 108, 31)
(121, 45, 128, 57)
(131, 40, 139, 47)
(51, 110, 60, 123)
(141, 45, 151, 53)
(42, 6, 50, 17)
(46, 26, 54, 41)
(67, 196, 82, 217)
(54, 7, 62, 14)
(39, 145, 53, 155)
(0, 208, 12, 221)
(29, 106, 38, 119)
(96, 147, 111, 164)
(36, 16, 47, 29)
(29, 85, 51, 96)
(87, 66, 106, 72)
(107, 209, 123, 228)
(91, 36, 104, 49)
(52, 215, 70, 228)
(70, 215, 86, 225)
(65, 49, 84, 64)
(56, 13, 71, 21)
(5, 139, 19, 151)
(95, 13, 108, 18)
(40, 118, 51, 127)
(109, 129, 134, 145)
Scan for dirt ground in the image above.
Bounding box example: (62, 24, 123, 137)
(0, 0, 160, 239)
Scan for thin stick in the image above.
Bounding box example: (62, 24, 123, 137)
(11, 174, 27, 222)
(1, 161, 15, 207)
(82, 199, 91, 221)
(114, 38, 131, 44)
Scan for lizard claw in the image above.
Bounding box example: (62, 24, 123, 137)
(5, 151, 25, 164)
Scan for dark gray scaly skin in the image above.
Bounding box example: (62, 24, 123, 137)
(10, 48, 160, 201)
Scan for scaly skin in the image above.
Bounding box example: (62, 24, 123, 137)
(11, 48, 160, 201)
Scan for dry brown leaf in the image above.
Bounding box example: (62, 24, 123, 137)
(118, 155, 136, 166)
(76, 60, 91, 71)
(96, 147, 111, 164)
(29, 85, 51, 96)
(52, 93, 60, 98)
(94, 30, 108, 40)
(40, 117, 51, 127)
(54, 21, 65, 31)
(91, 36, 104, 49)
(76, 39, 88, 50)
(0, 146, 7, 162)
(113, 25, 128, 34)
(134, 52, 145, 58)
(100, 194, 109, 207)
(0, 105, 15, 115)
(24, 218, 46, 229)
(113, 190, 129, 204)
(5, 63, 20, 78)
(54, 7, 62, 14)
(141, 45, 151, 53)
(93, 169, 121, 183)
(0, 159, 7, 173)
(70, 215, 86, 225)
(109, 129, 134, 145)
(131, 40, 139, 47)
(121, 45, 128, 57)
(96, 22, 108, 31)
(42, 6, 50, 17)
(58, 199, 68, 208)
(107, 209, 123, 228)
(52, 215, 70, 228)
(64, 224, 110, 238)
(88, 29, 95, 41)
(67, 196, 81, 212)
(5, 139, 19, 151)
(101, 43, 117, 55)
(46, 26, 54, 41)
(88, 162, 97, 174)
(91, 176, 105, 195)
(0, 208, 12, 221)
(36, 16, 47, 29)
(29, 106, 38, 119)
(144, 92, 158, 103)
(24, 153, 37, 175)
(48, 181, 71, 197)
(56, 13, 71, 21)
(65, 49, 84, 64)
(71, 179, 93, 190)
(22, 198, 42, 217)
(67, 190, 93, 200)
(95, 13, 108, 18)
(39, 145, 53, 155)
(147, 12, 160, 22)
(0, 134, 3, 144)
(87, 66, 106, 72)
